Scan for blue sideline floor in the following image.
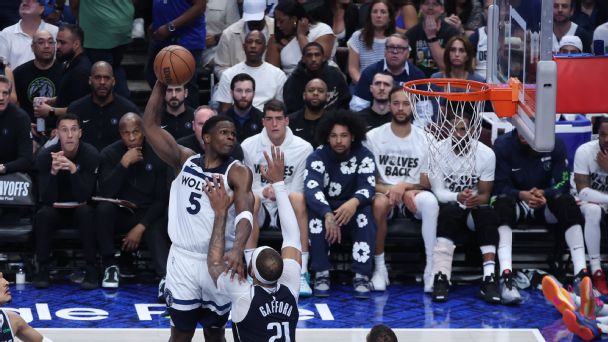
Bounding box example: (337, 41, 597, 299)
(1, 282, 591, 341)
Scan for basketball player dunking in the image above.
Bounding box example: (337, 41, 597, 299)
(143, 81, 254, 342)
(207, 146, 301, 342)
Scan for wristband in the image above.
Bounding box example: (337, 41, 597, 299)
(234, 211, 253, 227)
(427, 36, 439, 43)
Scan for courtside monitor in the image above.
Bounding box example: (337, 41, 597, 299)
(488, 0, 556, 152)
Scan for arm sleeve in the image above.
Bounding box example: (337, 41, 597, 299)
(139, 164, 168, 227)
(36, 149, 59, 204)
(273, 181, 301, 251)
(544, 141, 570, 197)
(430, 175, 459, 203)
(579, 187, 608, 204)
(304, 153, 333, 217)
(492, 139, 520, 198)
(69, 147, 99, 203)
(4, 113, 33, 173)
(98, 150, 128, 198)
(353, 150, 376, 207)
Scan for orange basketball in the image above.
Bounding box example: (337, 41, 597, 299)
(153, 45, 196, 86)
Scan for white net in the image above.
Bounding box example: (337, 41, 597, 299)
(404, 79, 489, 186)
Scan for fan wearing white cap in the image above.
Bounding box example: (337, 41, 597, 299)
(207, 146, 302, 342)
(214, 0, 275, 79)
(558, 35, 583, 54)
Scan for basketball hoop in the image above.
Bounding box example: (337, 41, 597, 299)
(403, 78, 520, 183)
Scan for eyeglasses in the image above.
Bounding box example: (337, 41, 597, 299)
(386, 45, 409, 53)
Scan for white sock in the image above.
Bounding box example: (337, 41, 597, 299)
(416, 191, 439, 266)
(565, 224, 587, 274)
(497, 225, 513, 274)
(375, 253, 386, 270)
(581, 204, 602, 273)
(244, 248, 255, 267)
(301, 252, 309, 274)
(483, 261, 496, 277)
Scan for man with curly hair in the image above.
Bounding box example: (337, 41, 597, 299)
(304, 110, 377, 299)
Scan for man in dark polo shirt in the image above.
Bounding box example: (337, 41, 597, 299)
(160, 84, 194, 139)
(67, 61, 140, 151)
(350, 33, 425, 112)
(0, 76, 32, 175)
(33, 24, 92, 119)
(33, 113, 99, 290)
(221, 73, 263, 143)
(96, 113, 169, 288)
(288, 78, 328, 149)
(357, 72, 394, 131)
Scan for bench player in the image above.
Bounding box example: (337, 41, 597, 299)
(207, 146, 301, 342)
(143, 81, 254, 342)
(364, 87, 439, 292)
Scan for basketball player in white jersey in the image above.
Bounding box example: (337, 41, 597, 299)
(426, 111, 501, 304)
(364, 87, 439, 293)
(207, 146, 301, 342)
(143, 81, 254, 342)
(241, 99, 314, 296)
(0, 272, 51, 342)
(573, 117, 608, 295)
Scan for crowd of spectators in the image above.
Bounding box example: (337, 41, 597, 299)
(1, 0, 608, 301)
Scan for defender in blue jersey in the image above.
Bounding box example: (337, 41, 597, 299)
(0, 273, 50, 342)
(207, 146, 302, 342)
(143, 81, 254, 342)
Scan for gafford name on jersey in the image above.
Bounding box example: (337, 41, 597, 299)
(259, 298, 294, 318)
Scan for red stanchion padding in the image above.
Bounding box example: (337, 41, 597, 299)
(555, 55, 608, 114)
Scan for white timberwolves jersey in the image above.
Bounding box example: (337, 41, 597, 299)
(475, 27, 488, 79)
(168, 155, 238, 254)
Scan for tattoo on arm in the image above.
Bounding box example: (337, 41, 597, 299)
(208, 212, 228, 284)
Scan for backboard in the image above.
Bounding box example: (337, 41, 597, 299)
(487, 0, 556, 152)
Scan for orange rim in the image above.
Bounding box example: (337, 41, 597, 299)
(402, 78, 522, 118)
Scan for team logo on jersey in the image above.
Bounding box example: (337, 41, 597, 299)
(145, 163, 153, 171)
(164, 288, 174, 307)
(111, 118, 118, 126)
(184, 122, 192, 129)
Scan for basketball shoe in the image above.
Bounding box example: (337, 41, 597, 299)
(479, 273, 501, 304)
(542, 275, 576, 314)
(500, 270, 522, 305)
(562, 309, 602, 341)
(370, 267, 389, 291)
(592, 269, 608, 296)
(299, 272, 312, 298)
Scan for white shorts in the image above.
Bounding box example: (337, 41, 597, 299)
(164, 245, 231, 316)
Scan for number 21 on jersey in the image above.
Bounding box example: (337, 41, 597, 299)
(267, 322, 290, 342)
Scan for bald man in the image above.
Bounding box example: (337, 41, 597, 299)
(67, 61, 140, 151)
(13, 30, 62, 129)
(288, 78, 329, 148)
(96, 112, 170, 288)
(177, 105, 244, 160)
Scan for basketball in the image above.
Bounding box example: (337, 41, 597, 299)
(153, 45, 196, 86)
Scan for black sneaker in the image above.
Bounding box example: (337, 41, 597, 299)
(33, 266, 50, 289)
(81, 266, 99, 290)
(432, 272, 449, 302)
(102, 265, 120, 289)
(479, 273, 501, 304)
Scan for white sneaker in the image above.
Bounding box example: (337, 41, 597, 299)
(102, 265, 119, 288)
(299, 273, 312, 297)
(370, 267, 389, 291)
